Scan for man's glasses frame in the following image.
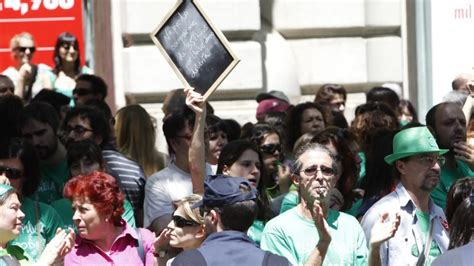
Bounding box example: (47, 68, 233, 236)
(63, 125, 94, 136)
(299, 164, 336, 178)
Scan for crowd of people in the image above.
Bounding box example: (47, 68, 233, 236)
(0, 31, 473, 265)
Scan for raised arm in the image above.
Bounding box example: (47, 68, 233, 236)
(185, 88, 207, 195)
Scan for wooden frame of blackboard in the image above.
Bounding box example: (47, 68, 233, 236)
(150, 0, 240, 100)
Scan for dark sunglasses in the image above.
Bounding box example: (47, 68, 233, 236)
(172, 215, 198, 228)
(0, 166, 23, 180)
(260, 143, 281, 154)
(16, 46, 36, 53)
(61, 43, 78, 50)
(0, 86, 14, 94)
(63, 125, 94, 135)
(72, 88, 94, 96)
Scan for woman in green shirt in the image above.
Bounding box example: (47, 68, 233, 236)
(0, 184, 74, 265)
(0, 138, 64, 262)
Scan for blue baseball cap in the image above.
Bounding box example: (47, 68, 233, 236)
(193, 175, 257, 208)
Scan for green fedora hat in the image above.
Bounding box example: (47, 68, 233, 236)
(384, 126, 448, 165)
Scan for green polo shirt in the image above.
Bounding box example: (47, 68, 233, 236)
(50, 198, 136, 229)
(261, 207, 367, 266)
(432, 160, 474, 210)
(10, 197, 63, 262)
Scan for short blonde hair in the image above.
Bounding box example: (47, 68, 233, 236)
(174, 194, 204, 225)
(10, 32, 35, 50)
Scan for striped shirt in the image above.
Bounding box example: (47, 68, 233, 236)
(102, 149, 146, 213)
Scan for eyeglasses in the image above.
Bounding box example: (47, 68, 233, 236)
(260, 143, 281, 154)
(63, 125, 94, 135)
(15, 46, 36, 53)
(0, 166, 23, 180)
(414, 155, 445, 168)
(300, 165, 335, 178)
(172, 215, 199, 228)
(72, 88, 94, 96)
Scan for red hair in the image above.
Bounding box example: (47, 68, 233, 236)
(64, 171, 125, 226)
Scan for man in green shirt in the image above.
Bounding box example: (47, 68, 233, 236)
(426, 102, 474, 210)
(20, 102, 69, 204)
(261, 143, 395, 265)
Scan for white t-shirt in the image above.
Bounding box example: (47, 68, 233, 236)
(143, 161, 212, 228)
(2, 64, 52, 98)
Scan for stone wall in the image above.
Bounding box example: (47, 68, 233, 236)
(112, 0, 406, 152)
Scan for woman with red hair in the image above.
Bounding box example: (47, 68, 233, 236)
(63, 171, 156, 265)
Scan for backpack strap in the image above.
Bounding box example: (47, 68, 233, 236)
(135, 228, 145, 264)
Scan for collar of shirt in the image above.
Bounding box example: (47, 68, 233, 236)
(201, 230, 258, 247)
(74, 219, 137, 248)
(395, 183, 440, 219)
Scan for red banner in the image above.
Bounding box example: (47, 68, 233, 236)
(0, 0, 85, 72)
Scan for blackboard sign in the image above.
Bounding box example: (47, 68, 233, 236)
(150, 0, 240, 99)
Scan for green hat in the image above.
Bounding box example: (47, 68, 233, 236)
(384, 126, 448, 165)
(0, 184, 13, 197)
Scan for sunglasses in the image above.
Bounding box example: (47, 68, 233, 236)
(72, 88, 94, 96)
(172, 215, 199, 228)
(61, 43, 78, 50)
(63, 125, 94, 135)
(0, 166, 23, 180)
(300, 165, 335, 178)
(260, 143, 281, 155)
(15, 46, 36, 53)
(0, 86, 14, 94)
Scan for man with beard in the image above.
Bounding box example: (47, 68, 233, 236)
(19, 101, 68, 203)
(261, 143, 398, 265)
(426, 102, 474, 210)
(361, 126, 450, 265)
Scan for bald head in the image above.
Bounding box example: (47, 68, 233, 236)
(452, 73, 474, 94)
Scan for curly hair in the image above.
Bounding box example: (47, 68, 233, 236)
(63, 171, 125, 226)
(285, 102, 332, 154)
(351, 102, 399, 152)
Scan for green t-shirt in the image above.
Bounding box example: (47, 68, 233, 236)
(247, 219, 264, 246)
(34, 159, 70, 204)
(280, 191, 299, 214)
(432, 160, 474, 210)
(261, 207, 368, 266)
(10, 197, 63, 262)
(50, 198, 136, 229)
(0, 245, 29, 265)
(413, 210, 441, 265)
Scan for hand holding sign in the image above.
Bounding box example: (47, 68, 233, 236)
(150, 0, 239, 100)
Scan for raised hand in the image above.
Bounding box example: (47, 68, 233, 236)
(369, 212, 400, 249)
(154, 228, 171, 251)
(310, 204, 331, 244)
(37, 227, 76, 265)
(184, 87, 205, 115)
(453, 142, 474, 170)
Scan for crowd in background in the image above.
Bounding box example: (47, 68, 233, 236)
(0, 31, 473, 266)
